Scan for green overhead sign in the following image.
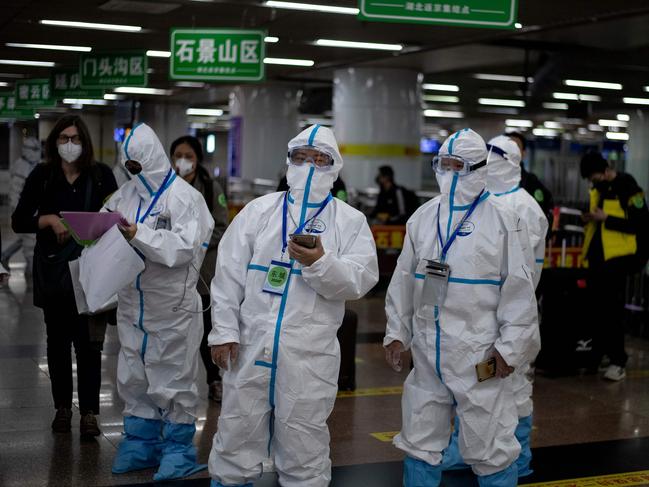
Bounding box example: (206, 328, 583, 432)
(79, 51, 147, 89)
(358, 0, 518, 29)
(0, 92, 33, 119)
(170, 29, 265, 82)
(15, 79, 57, 108)
(52, 68, 104, 99)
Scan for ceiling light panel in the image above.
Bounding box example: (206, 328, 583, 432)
(113, 87, 172, 95)
(6, 42, 91, 52)
(264, 57, 314, 66)
(473, 73, 533, 83)
(423, 109, 464, 118)
(505, 119, 533, 127)
(422, 83, 459, 92)
(0, 59, 55, 67)
(423, 95, 459, 103)
(624, 97, 649, 105)
(564, 79, 622, 90)
(478, 98, 525, 107)
(543, 102, 569, 110)
(315, 39, 402, 51)
(39, 19, 142, 32)
(264, 1, 359, 15)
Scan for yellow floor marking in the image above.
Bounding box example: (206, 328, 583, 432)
(337, 386, 403, 398)
(521, 470, 649, 486)
(370, 431, 399, 442)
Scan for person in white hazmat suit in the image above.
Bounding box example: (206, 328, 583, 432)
(103, 123, 214, 481)
(1, 136, 40, 274)
(207, 124, 378, 487)
(441, 135, 548, 477)
(384, 128, 540, 487)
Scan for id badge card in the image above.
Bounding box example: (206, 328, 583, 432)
(262, 260, 292, 296)
(421, 259, 450, 306)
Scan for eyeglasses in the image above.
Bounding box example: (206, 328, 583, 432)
(431, 154, 487, 176)
(287, 146, 334, 170)
(57, 134, 81, 145)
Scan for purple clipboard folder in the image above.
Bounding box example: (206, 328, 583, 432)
(60, 211, 126, 246)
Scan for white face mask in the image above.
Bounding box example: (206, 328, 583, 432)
(175, 158, 195, 177)
(58, 141, 82, 164)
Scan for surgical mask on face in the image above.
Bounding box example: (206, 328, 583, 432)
(58, 141, 82, 163)
(175, 158, 194, 177)
(286, 162, 336, 204)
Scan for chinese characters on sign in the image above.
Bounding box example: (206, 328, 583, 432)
(371, 225, 406, 250)
(52, 68, 104, 98)
(79, 52, 147, 89)
(15, 79, 56, 108)
(0, 92, 33, 119)
(359, 0, 518, 29)
(170, 29, 265, 81)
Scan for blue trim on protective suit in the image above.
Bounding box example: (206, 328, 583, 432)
(446, 173, 458, 241)
(202, 242, 209, 248)
(451, 191, 491, 210)
(288, 191, 328, 208)
(254, 360, 274, 368)
(477, 462, 518, 487)
(136, 273, 147, 361)
(403, 455, 442, 487)
(298, 167, 315, 230)
(515, 415, 534, 477)
(137, 175, 155, 197)
(414, 273, 500, 286)
(535, 258, 545, 263)
(122, 122, 142, 160)
(494, 185, 520, 197)
(307, 124, 321, 146)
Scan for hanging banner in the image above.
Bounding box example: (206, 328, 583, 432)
(15, 79, 57, 108)
(51, 68, 104, 99)
(80, 51, 147, 89)
(358, 0, 518, 29)
(170, 29, 265, 82)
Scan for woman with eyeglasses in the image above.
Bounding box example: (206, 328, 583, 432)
(11, 114, 118, 437)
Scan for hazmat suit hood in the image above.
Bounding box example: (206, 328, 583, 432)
(121, 123, 173, 200)
(21, 136, 41, 165)
(486, 135, 522, 194)
(286, 124, 343, 209)
(436, 128, 488, 207)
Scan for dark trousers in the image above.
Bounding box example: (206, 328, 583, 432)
(200, 294, 221, 384)
(43, 306, 104, 414)
(589, 260, 630, 368)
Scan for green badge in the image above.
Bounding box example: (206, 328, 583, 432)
(336, 190, 348, 202)
(267, 266, 288, 287)
(534, 189, 544, 203)
(218, 193, 227, 208)
(632, 194, 644, 209)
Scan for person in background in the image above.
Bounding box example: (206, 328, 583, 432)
(0, 228, 9, 285)
(384, 128, 539, 487)
(1, 136, 41, 275)
(580, 152, 649, 381)
(370, 165, 419, 224)
(170, 135, 229, 402)
(507, 132, 554, 224)
(106, 123, 214, 481)
(11, 115, 117, 436)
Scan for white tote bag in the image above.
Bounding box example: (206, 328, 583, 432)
(78, 225, 145, 313)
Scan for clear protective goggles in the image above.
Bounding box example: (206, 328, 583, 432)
(431, 154, 487, 176)
(287, 145, 335, 170)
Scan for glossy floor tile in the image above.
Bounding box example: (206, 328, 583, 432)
(1, 257, 649, 486)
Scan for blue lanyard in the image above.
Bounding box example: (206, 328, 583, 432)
(281, 191, 332, 254)
(436, 189, 485, 261)
(136, 169, 175, 224)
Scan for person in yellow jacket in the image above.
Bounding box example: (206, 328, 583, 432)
(580, 152, 649, 381)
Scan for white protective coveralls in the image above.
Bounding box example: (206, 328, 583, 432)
(2, 137, 40, 271)
(487, 134, 548, 476)
(207, 125, 378, 487)
(104, 123, 214, 481)
(384, 129, 540, 487)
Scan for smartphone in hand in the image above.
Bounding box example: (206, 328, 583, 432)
(289, 233, 317, 249)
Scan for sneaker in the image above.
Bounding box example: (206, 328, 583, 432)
(80, 412, 101, 437)
(51, 408, 72, 433)
(208, 381, 222, 403)
(603, 365, 626, 381)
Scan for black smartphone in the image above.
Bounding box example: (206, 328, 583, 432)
(290, 233, 317, 249)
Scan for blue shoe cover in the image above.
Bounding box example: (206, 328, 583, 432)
(515, 415, 534, 477)
(211, 480, 253, 487)
(441, 416, 469, 471)
(153, 422, 207, 481)
(112, 416, 162, 474)
(477, 462, 518, 487)
(403, 455, 442, 487)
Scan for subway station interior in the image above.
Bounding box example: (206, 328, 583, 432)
(2, 1, 649, 486)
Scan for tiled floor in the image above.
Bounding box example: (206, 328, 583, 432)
(1, 254, 649, 486)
